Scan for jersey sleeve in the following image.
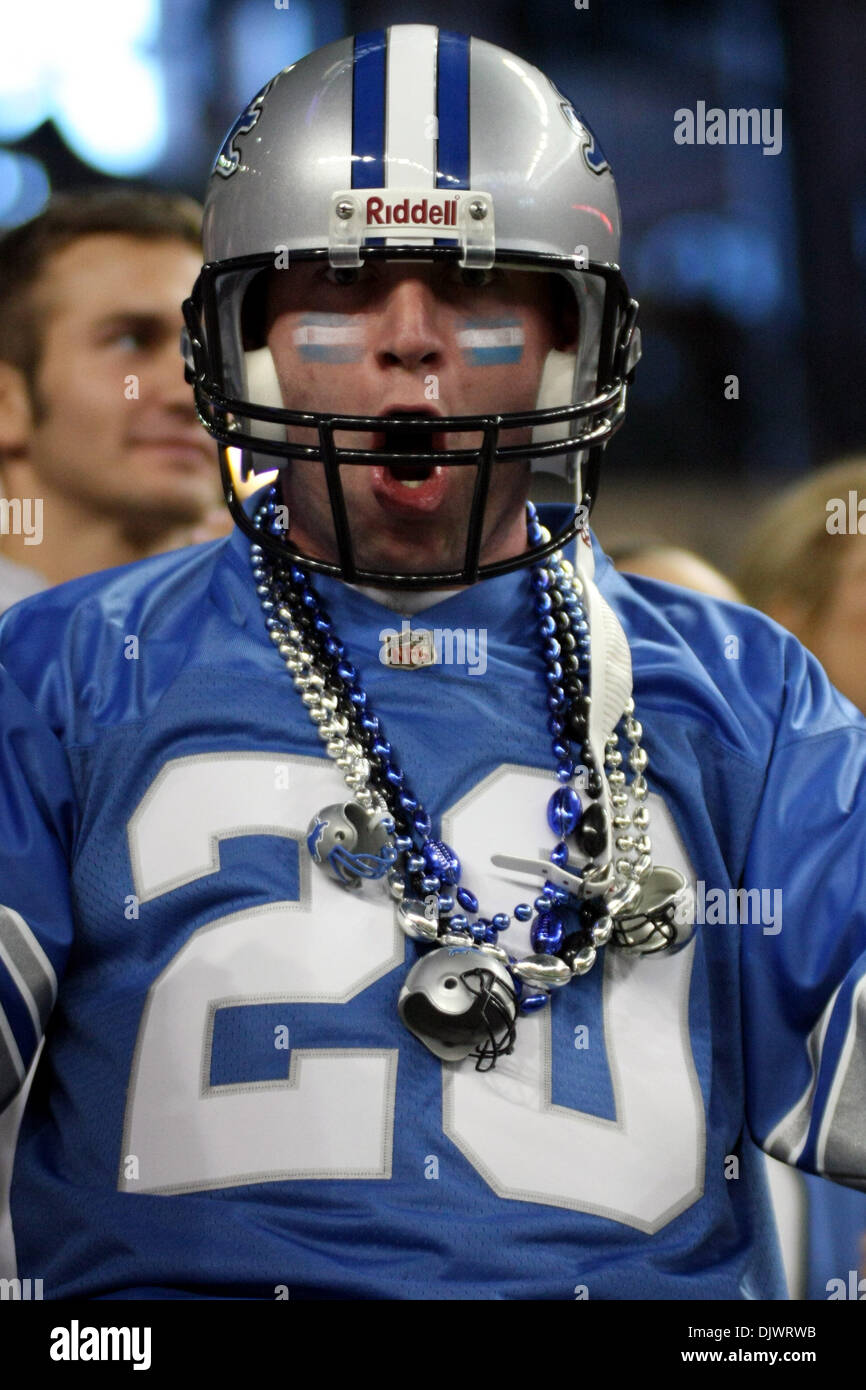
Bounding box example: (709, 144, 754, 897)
(0, 660, 77, 1113)
(740, 635, 866, 1189)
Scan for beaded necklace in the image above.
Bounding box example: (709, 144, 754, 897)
(251, 492, 690, 1068)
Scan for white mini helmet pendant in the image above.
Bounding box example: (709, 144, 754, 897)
(398, 947, 519, 1070)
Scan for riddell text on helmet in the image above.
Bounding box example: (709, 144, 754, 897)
(366, 195, 458, 227)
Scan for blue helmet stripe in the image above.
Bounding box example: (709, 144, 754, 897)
(352, 30, 387, 190)
(435, 30, 470, 190)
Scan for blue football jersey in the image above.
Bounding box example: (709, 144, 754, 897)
(1, 506, 865, 1300)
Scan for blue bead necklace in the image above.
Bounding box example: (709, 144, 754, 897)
(252, 492, 685, 1068)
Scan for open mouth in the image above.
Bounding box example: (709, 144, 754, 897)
(379, 413, 437, 488)
(369, 410, 449, 513)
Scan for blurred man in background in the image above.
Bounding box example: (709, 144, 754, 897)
(0, 188, 229, 1265)
(0, 189, 226, 613)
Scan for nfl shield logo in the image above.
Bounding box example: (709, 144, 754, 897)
(380, 627, 437, 669)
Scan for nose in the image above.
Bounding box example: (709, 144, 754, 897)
(374, 274, 445, 373)
(152, 326, 202, 418)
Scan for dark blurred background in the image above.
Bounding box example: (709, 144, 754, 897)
(2, 0, 863, 567)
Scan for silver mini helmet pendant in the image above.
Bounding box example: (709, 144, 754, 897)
(398, 947, 519, 1071)
(611, 866, 695, 954)
(306, 802, 397, 888)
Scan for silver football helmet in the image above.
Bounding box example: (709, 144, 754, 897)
(306, 802, 397, 888)
(398, 945, 518, 1069)
(183, 24, 640, 585)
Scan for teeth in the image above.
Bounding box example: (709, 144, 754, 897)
(399, 479, 426, 489)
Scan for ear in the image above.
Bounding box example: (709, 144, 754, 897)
(0, 361, 34, 461)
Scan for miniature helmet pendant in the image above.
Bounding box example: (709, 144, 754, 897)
(611, 866, 694, 954)
(306, 802, 396, 888)
(398, 946, 519, 1071)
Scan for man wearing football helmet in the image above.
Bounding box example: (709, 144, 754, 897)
(0, 26, 864, 1302)
(183, 24, 638, 586)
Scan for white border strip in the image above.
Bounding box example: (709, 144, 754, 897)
(385, 24, 437, 190)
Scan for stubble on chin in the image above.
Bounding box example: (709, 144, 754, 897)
(276, 454, 531, 575)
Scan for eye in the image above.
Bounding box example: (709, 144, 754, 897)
(323, 266, 357, 285)
(450, 266, 497, 288)
(99, 320, 162, 352)
(112, 331, 148, 351)
(322, 263, 377, 286)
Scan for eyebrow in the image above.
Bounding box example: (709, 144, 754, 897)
(92, 311, 174, 336)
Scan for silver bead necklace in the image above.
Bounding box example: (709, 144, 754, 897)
(251, 495, 690, 1068)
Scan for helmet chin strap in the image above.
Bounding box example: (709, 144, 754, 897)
(242, 347, 285, 477)
(573, 529, 634, 872)
(530, 348, 578, 450)
(244, 347, 284, 437)
(529, 335, 634, 875)
(529, 342, 634, 869)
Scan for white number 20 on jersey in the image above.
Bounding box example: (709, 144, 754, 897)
(120, 754, 704, 1233)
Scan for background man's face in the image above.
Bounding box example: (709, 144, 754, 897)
(265, 260, 573, 576)
(27, 233, 218, 525)
(794, 539, 866, 714)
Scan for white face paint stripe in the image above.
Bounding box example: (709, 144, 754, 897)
(292, 324, 365, 347)
(385, 24, 437, 190)
(456, 326, 525, 350)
